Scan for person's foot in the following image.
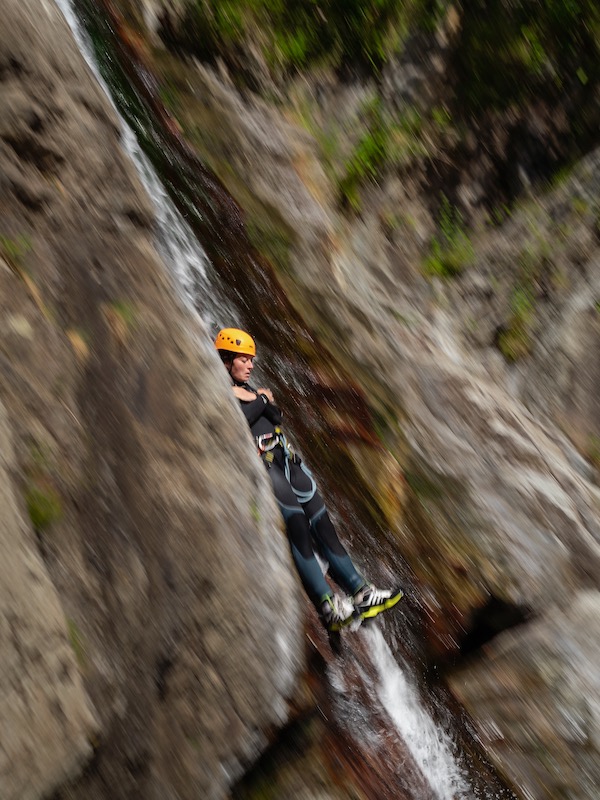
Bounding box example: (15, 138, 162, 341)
(353, 584, 403, 620)
(320, 594, 355, 632)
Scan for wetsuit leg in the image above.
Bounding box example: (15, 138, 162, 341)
(266, 459, 332, 606)
(287, 460, 365, 596)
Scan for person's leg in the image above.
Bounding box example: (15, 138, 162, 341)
(266, 460, 332, 607)
(287, 460, 365, 596)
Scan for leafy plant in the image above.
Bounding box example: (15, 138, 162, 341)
(181, 0, 417, 78)
(338, 100, 429, 211)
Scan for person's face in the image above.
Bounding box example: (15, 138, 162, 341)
(230, 354, 254, 383)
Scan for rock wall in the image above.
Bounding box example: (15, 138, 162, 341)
(0, 399, 97, 800)
(0, 1, 302, 798)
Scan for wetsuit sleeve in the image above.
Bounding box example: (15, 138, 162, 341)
(263, 402, 283, 425)
(239, 396, 283, 427)
(240, 396, 270, 426)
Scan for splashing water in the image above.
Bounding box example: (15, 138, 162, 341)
(363, 626, 469, 800)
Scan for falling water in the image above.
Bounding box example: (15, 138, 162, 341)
(53, 3, 513, 798)
(54, 0, 228, 328)
(365, 627, 469, 799)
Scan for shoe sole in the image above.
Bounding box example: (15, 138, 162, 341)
(357, 588, 404, 621)
(327, 588, 404, 632)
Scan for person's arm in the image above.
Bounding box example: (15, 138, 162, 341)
(232, 384, 282, 426)
(248, 386, 283, 424)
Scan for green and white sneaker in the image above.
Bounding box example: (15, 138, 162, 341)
(353, 584, 403, 621)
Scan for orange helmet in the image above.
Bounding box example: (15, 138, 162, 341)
(214, 328, 256, 357)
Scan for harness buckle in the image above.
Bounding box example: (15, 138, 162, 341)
(256, 432, 281, 453)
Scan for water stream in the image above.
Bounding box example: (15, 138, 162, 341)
(54, 3, 515, 798)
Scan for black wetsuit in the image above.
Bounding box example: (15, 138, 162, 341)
(238, 384, 365, 607)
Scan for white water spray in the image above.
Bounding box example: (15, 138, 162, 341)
(364, 626, 469, 800)
(54, 0, 216, 322)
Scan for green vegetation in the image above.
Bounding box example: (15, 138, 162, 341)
(109, 300, 137, 328)
(179, 0, 416, 77)
(102, 300, 138, 347)
(25, 482, 63, 531)
(250, 499, 261, 524)
(0, 233, 32, 264)
(66, 618, 87, 668)
(455, 0, 600, 113)
(496, 222, 554, 360)
(497, 285, 536, 361)
(423, 195, 474, 277)
(24, 441, 63, 532)
(175, 1, 599, 117)
(337, 99, 429, 210)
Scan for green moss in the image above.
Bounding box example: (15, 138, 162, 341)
(110, 300, 137, 328)
(66, 618, 86, 668)
(0, 233, 32, 265)
(25, 482, 63, 531)
(423, 195, 474, 277)
(497, 286, 536, 361)
(245, 216, 294, 273)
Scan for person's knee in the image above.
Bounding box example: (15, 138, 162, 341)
(310, 509, 348, 557)
(286, 511, 314, 559)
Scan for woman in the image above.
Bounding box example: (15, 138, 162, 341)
(215, 328, 402, 631)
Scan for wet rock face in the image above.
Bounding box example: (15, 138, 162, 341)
(0, 1, 302, 799)
(450, 591, 600, 800)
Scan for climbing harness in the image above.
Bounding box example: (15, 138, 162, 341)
(257, 426, 317, 504)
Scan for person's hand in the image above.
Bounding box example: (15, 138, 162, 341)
(256, 388, 274, 403)
(232, 385, 260, 402)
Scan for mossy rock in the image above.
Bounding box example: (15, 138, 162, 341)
(25, 482, 63, 530)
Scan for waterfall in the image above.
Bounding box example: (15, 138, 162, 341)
(52, 3, 510, 798)
(366, 627, 469, 799)
(54, 0, 231, 332)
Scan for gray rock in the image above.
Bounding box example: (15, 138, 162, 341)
(0, 1, 303, 798)
(0, 399, 98, 800)
(450, 591, 600, 800)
